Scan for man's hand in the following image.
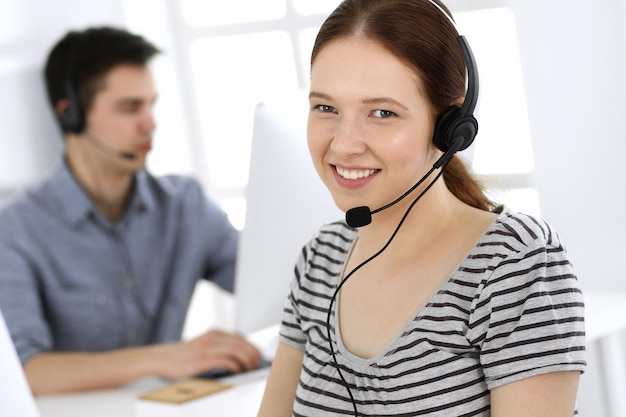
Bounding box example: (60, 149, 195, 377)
(24, 329, 262, 395)
(158, 329, 262, 379)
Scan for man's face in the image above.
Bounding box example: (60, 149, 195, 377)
(83, 64, 158, 172)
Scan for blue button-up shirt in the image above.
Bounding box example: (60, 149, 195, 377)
(0, 160, 238, 364)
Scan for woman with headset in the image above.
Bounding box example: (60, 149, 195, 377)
(257, 0, 585, 416)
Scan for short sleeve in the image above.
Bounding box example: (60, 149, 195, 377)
(278, 245, 308, 351)
(0, 226, 53, 364)
(468, 220, 586, 389)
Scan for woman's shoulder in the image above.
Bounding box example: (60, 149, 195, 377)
(487, 205, 565, 251)
(304, 220, 358, 258)
(312, 220, 357, 243)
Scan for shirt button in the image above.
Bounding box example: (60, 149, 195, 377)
(96, 295, 107, 306)
(124, 279, 134, 290)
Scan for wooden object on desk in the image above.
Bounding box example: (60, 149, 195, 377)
(138, 379, 232, 404)
(135, 371, 268, 417)
(136, 379, 233, 417)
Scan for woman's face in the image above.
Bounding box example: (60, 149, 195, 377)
(308, 36, 437, 216)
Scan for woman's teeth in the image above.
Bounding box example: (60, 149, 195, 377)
(336, 167, 378, 180)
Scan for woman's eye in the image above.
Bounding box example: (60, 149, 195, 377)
(372, 109, 395, 118)
(315, 104, 336, 113)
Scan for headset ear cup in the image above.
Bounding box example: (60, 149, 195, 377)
(451, 115, 478, 151)
(433, 105, 478, 153)
(59, 101, 84, 134)
(433, 106, 460, 152)
(59, 79, 85, 134)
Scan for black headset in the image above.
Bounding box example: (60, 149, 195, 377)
(431, 5, 479, 163)
(59, 34, 86, 134)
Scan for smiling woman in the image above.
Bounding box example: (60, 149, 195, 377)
(306, 36, 437, 214)
(257, 1, 585, 416)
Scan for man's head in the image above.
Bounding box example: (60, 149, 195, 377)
(45, 26, 161, 134)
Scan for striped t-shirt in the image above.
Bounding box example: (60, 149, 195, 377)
(279, 206, 586, 416)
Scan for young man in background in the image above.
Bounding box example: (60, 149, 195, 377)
(0, 26, 260, 395)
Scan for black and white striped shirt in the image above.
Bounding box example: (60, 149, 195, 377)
(279, 207, 586, 416)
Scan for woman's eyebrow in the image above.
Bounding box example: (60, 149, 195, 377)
(309, 92, 408, 110)
(309, 91, 333, 101)
(361, 97, 408, 110)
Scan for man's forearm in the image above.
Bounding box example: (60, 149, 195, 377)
(24, 345, 168, 395)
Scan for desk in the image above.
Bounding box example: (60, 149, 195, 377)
(36, 378, 165, 417)
(35, 369, 269, 417)
(36, 369, 269, 417)
(584, 291, 626, 341)
(582, 291, 626, 417)
(35, 292, 626, 417)
(36, 324, 278, 417)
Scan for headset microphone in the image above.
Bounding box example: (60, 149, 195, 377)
(344, 206, 372, 229)
(118, 151, 138, 160)
(85, 132, 138, 160)
(120, 152, 137, 160)
(345, 135, 465, 228)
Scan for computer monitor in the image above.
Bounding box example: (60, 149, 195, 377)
(0, 309, 41, 417)
(234, 91, 343, 334)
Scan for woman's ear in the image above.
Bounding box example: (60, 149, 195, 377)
(451, 97, 464, 108)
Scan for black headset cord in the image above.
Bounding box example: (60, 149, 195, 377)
(324, 158, 451, 417)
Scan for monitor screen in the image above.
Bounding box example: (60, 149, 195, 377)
(234, 91, 343, 334)
(0, 309, 41, 417)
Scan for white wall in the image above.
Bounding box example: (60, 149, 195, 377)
(510, 2, 626, 414)
(512, 0, 626, 294)
(0, 0, 126, 207)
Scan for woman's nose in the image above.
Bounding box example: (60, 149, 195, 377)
(330, 116, 366, 157)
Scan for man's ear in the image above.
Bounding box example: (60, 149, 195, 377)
(55, 99, 70, 117)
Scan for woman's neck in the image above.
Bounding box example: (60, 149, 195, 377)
(353, 181, 467, 262)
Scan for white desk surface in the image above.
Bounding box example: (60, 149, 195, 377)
(36, 378, 165, 417)
(583, 291, 626, 341)
(35, 291, 626, 417)
(36, 369, 270, 417)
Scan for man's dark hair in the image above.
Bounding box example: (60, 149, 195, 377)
(44, 26, 161, 131)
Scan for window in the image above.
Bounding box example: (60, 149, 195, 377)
(0, 0, 27, 43)
(455, 7, 540, 216)
(180, 0, 286, 27)
(188, 32, 298, 190)
(0, 0, 58, 207)
(124, 0, 540, 229)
